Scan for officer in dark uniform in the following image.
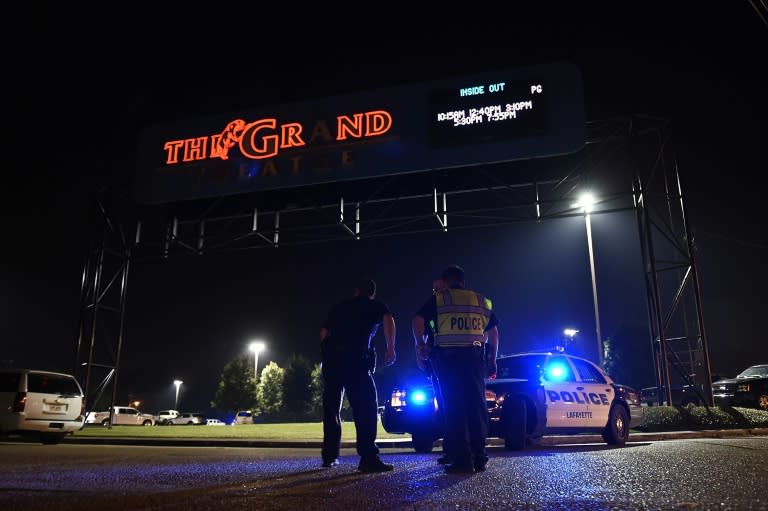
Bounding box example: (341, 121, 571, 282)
(413, 265, 499, 473)
(320, 278, 397, 472)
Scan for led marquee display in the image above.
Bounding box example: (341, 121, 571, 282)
(429, 80, 549, 148)
(134, 61, 584, 204)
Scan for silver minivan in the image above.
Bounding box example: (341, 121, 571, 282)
(0, 369, 85, 444)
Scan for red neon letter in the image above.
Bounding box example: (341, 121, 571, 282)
(183, 137, 209, 162)
(280, 122, 305, 149)
(240, 119, 279, 159)
(210, 134, 224, 158)
(336, 113, 364, 140)
(163, 140, 184, 164)
(365, 110, 392, 136)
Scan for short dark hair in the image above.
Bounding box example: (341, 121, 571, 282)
(441, 265, 465, 286)
(357, 278, 377, 297)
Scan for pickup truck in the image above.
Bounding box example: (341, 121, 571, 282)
(154, 409, 180, 425)
(640, 384, 702, 407)
(86, 406, 155, 426)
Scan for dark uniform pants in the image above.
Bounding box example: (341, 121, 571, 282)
(321, 357, 380, 461)
(433, 345, 488, 467)
(426, 358, 449, 454)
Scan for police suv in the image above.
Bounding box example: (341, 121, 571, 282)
(382, 352, 643, 452)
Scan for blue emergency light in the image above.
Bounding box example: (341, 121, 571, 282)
(545, 362, 569, 382)
(410, 390, 428, 404)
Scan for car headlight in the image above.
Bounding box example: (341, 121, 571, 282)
(390, 388, 433, 407)
(390, 389, 407, 407)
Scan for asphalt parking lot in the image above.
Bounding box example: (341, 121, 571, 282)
(60, 427, 768, 448)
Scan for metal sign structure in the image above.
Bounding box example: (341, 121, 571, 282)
(76, 67, 711, 418)
(135, 61, 584, 204)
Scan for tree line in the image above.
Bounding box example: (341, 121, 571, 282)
(210, 353, 352, 421)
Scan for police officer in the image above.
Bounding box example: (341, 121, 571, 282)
(414, 277, 451, 464)
(414, 278, 446, 372)
(413, 265, 499, 473)
(320, 278, 397, 472)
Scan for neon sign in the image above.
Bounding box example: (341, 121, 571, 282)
(161, 110, 393, 164)
(135, 61, 584, 204)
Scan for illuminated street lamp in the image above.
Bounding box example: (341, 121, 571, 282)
(249, 341, 266, 382)
(556, 328, 579, 353)
(575, 193, 604, 366)
(173, 380, 183, 410)
(563, 328, 579, 348)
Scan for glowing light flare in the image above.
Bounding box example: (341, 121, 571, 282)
(545, 363, 569, 381)
(575, 193, 595, 213)
(249, 341, 266, 354)
(411, 390, 428, 404)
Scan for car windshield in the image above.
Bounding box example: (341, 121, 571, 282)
(496, 354, 547, 380)
(737, 366, 768, 379)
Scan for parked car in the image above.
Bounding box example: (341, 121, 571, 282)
(154, 410, 179, 425)
(205, 418, 226, 426)
(232, 410, 255, 425)
(169, 412, 206, 425)
(712, 364, 768, 411)
(86, 406, 155, 426)
(381, 351, 644, 452)
(0, 368, 86, 444)
(640, 384, 702, 407)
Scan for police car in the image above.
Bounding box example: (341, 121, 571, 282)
(381, 352, 643, 452)
(381, 379, 443, 452)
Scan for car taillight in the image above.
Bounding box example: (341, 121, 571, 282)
(13, 392, 27, 412)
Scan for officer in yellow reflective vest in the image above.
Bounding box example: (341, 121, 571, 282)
(413, 265, 499, 473)
(415, 277, 450, 463)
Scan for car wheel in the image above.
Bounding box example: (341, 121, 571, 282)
(758, 394, 768, 411)
(101, 419, 111, 427)
(503, 396, 526, 451)
(40, 433, 65, 445)
(411, 430, 435, 453)
(143, 420, 153, 426)
(602, 405, 630, 446)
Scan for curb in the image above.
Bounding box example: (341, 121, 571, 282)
(61, 428, 768, 449)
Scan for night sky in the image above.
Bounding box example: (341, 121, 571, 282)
(4, 4, 766, 414)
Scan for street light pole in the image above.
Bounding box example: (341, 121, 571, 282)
(173, 380, 183, 410)
(585, 212, 604, 365)
(577, 193, 604, 366)
(249, 341, 266, 383)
